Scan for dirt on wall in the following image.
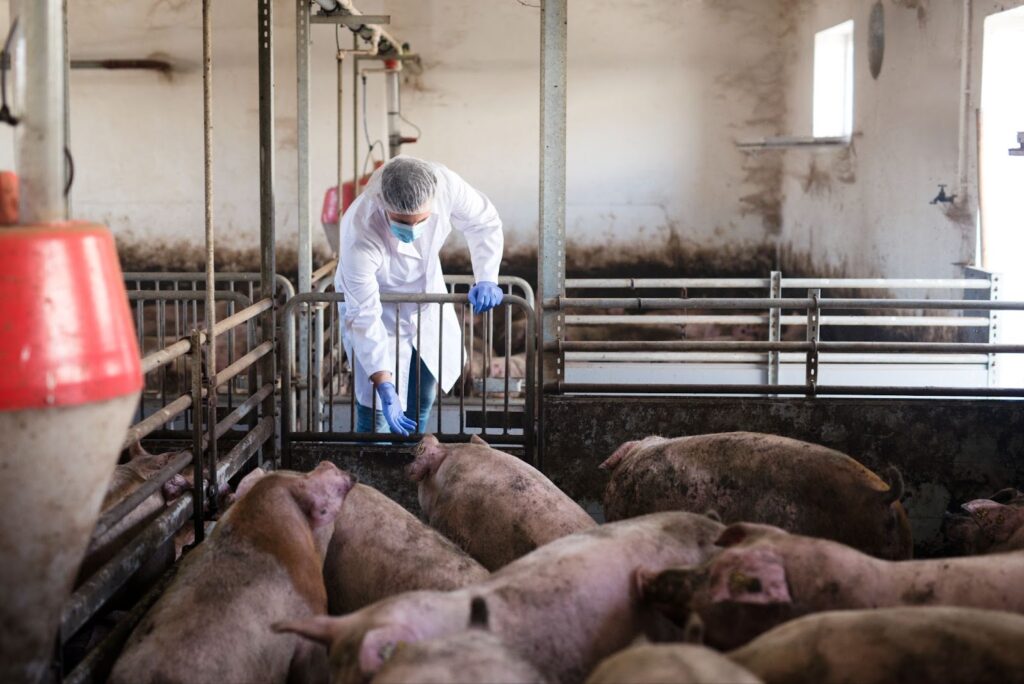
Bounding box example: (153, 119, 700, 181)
(710, 0, 815, 234)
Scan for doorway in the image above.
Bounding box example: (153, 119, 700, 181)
(980, 6, 1024, 386)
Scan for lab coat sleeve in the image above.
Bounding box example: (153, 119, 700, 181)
(446, 168, 504, 284)
(337, 236, 394, 381)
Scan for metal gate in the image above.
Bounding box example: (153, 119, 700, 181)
(281, 277, 537, 466)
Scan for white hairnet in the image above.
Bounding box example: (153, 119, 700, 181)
(378, 156, 437, 215)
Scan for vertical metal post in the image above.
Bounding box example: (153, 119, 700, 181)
(988, 272, 1000, 387)
(337, 49, 345, 226)
(539, 0, 567, 464)
(805, 289, 821, 396)
(352, 43, 360, 199)
(62, 0, 70, 217)
(258, 0, 277, 468)
(190, 330, 205, 544)
(314, 304, 325, 431)
(768, 271, 782, 385)
(385, 63, 401, 158)
(16, 0, 66, 224)
(296, 0, 311, 429)
(202, 0, 218, 512)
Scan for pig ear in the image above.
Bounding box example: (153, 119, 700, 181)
(715, 522, 779, 548)
(273, 615, 349, 647)
(599, 440, 640, 471)
(990, 488, 1023, 504)
(470, 434, 488, 446)
(234, 467, 268, 501)
(359, 624, 418, 675)
(962, 500, 1021, 542)
(293, 463, 356, 529)
(408, 435, 447, 483)
(128, 440, 152, 460)
(708, 548, 792, 606)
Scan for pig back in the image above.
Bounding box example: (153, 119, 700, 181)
(422, 444, 597, 570)
(586, 644, 763, 684)
(109, 533, 317, 684)
(728, 607, 1024, 684)
(324, 484, 488, 614)
(603, 432, 911, 559)
(479, 512, 725, 684)
(372, 630, 550, 684)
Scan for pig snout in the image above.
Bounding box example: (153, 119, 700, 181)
(162, 474, 190, 501)
(297, 462, 357, 528)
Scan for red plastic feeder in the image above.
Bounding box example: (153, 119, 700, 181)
(0, 222, 142, 682)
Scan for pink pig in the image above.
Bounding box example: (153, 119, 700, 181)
(640, 521, 1024, 650)
(409, 435, 596, 570)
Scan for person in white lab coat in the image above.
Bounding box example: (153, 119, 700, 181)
(334, 156, 504, 436)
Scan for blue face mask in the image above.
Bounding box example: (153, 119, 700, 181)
(390, 221, 424, 244)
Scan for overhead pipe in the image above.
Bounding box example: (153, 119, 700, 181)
(312, 0, 404, 58)
(16, 0, 64, 223)
(385, 59, 417, 157)
(956, 0, 973, 202)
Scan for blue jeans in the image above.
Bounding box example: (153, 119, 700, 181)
(356, 348, 437, 434)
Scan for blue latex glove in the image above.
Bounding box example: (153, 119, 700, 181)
(377, 382, 416, 436)
(468, 281, 503, 314)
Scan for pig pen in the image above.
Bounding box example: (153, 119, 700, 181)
(291, 395, 1024, 558)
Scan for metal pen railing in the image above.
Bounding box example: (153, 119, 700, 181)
(282, 289, 537, 466)
(62, 295, 276, 658)
(287, 275, 536, 438)
(546, 291, 1024, 397)
(564, 272, 996, 334)
(123, 273, 293, 418)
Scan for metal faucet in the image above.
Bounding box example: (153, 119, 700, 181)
(930, 184, 957, 205)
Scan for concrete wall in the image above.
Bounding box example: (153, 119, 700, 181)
(778, 0, 1024, 278)
(1, 1, 1020, 277)
(0, 0, 793, 273)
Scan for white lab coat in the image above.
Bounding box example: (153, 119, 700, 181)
(334, 161, 504, 411)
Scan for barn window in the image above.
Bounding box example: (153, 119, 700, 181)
(813, 20, 855, 139)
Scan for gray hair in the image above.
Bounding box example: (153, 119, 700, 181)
(379, 156, 437, 214)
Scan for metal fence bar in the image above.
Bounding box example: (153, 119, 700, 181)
(61, 494, 193, 642)
(121, 393, 196, 449)
(90, 450, 193, 542)
(565, 277, 993, 290)
(549, 340, 1024, 354)
(552, 383, 1024, 398)
(282, 292, 536, 462)
(288, 432, 529, 445)
(62, 564, 179, 684)
(553, 297, 1024, 311)
(141, 339, 192, 375)
(213, 340, 273, 389)
(564, 314, 992, 328)
(768, 271, 781, 385)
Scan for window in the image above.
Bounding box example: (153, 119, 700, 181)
(813, 20, 855, 138)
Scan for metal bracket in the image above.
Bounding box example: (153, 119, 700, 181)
(312, 13, 390, 26)
(1011, 132, 1024, 157)
(768, 270, 782, 385)
(988, 272, 1000, 387)
(805, 289, 821, 395)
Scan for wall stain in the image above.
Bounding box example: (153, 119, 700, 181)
(711, 0, 812, 235)
(116, 238, 332, 277)
(892, 0, 929, 27)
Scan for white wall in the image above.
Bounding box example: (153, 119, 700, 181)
(2, 1, 1018, 278)
(778, 0, 1024, 278)
(0, 0, 793, 272)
